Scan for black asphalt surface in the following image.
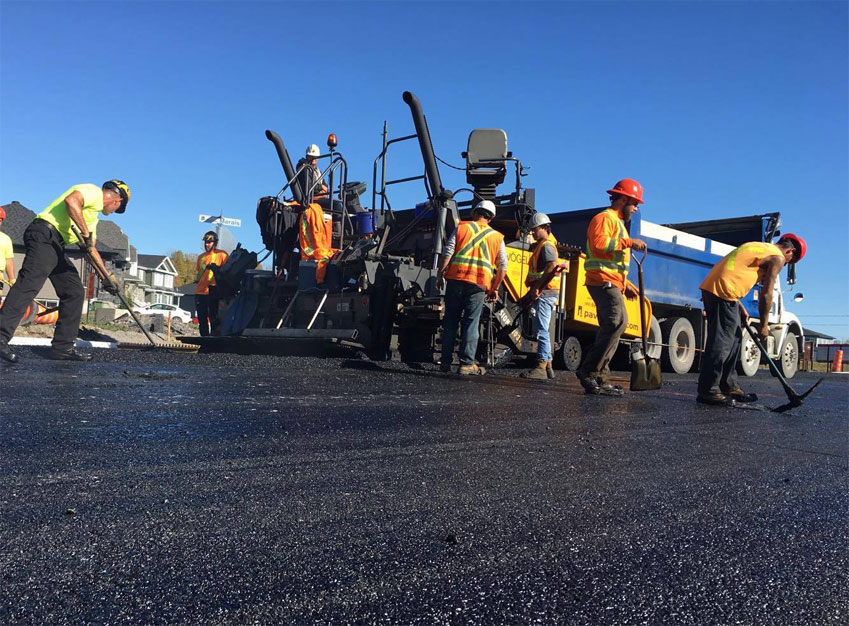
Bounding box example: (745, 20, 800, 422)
(1, 347, 847, 625)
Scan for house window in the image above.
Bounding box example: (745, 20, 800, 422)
(153, 273, 164, 287)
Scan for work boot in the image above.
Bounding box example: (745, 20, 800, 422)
(599, 383, 625, 396)
(458, 364, 486, 376)
(724, 387, 758, 403)
(49, 347, 92, 362)
(576, 373, 600, 395)
(546, 361, 555, 379)
(696, 391, 735, 406)
(0, 341, 18, 364)
(521, 361, 548, 380)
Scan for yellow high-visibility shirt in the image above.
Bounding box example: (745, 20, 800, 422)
(0, 230, 13, 277)
(37, 183, 103, 245)
(700, 242, 783, 301)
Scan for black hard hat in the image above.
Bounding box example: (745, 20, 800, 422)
(203, 231, 218, 243)
(103, 179, 130, 213)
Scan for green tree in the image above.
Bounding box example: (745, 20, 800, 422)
(169, 250, 199, 287)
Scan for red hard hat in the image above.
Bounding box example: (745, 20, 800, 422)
(607, 179, 644, 204)
(779, 233, 806, 263)
(0, 206, 5, 219)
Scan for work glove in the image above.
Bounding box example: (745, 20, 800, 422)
(103, 273, 121, 296)
(81, 232, 95, 252)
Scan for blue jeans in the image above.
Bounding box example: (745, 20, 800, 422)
(533, 296, 557, 362)
(441, 279, 486, 366)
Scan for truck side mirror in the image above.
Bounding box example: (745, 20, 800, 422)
(787, 262, 797, 285)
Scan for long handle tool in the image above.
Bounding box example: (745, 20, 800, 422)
(743, 322, 823, 413)
(630, 249, 662, 391)
(70, 225, 158, 347)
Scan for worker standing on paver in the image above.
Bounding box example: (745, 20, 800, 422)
(0, 180, 129, 364)
(697, 234, 806, 406)
(296, 144, 328, 202)
(0, 206, 16, 291)
(576, 179, 647, 395)
(436, 199, 507, 375)
(195, 231, 229, 337)
(521, 213, 560, 380)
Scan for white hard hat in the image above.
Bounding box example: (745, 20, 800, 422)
(473, 199, 496, 217)
(306, 144, 320, 158)
(529, 213, 551, 228)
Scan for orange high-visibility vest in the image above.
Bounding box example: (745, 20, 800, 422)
(299, 202, 338, 283)
(585, 208, 631, 291)
(195, 248, 229, 295)
(299, 203, 333, 260)
(443, 220, 504, 288)
(527, 233, 561, 292)
(701, 241, 783, 301)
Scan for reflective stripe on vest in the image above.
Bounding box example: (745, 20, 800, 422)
(443, 221, 502, 287)
(585, 210, 629, 275)
(527, 237, 561, 291)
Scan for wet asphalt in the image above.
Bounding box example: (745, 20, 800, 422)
(1, 347, 847, 625)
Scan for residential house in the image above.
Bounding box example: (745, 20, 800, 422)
(133, 254, 180, 306)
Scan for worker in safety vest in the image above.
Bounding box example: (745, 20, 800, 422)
(520, 213, 561, 380)
(0, 205, 16, 292)
(195, 231, 229, 337)
(697, 234, 806, 406)
(0, 180, 129, 364)
(576, 179, 647, 395)
(299, 202, 339, 284)
(435, 199, 507, 375)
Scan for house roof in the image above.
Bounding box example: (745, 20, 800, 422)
(177, 282, 198, 295)
(1, 201, 36, 244)
(1, 200, 128, 257)
(803, 328, 835, 340)
(137, 254, 168, 268)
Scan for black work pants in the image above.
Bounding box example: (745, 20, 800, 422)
(196, 286, 220, 337)
(0, 219, 85, 350)
(579, 284, 628, 384)
(698, 290, 742, 395)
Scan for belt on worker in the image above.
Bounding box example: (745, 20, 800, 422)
(32, 218, 68, 244)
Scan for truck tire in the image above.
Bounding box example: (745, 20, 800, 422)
(660, 317, 696, 374)
(737, 331, 761, 377)
(647, 315, 662, 360)
(779, 331, 799, 379)
(554, 335, 583, 372)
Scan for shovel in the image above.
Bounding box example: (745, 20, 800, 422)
(70, 225, 158, 348)
(743, 322, 824, 413)
(630, 249, 662, 391)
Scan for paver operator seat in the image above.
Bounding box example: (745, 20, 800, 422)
(464, 129, 509, 200)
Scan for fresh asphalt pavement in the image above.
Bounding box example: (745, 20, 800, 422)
(1, 347, 847, 625)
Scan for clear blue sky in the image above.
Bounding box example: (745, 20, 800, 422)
(1, 1, 847, 337)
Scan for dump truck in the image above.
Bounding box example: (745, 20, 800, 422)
(548, 209, 805, 378)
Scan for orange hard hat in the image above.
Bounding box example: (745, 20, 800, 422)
(607, 179, 644, 204)
(779, 233, 806, 263)
(0, 206, 5, 219)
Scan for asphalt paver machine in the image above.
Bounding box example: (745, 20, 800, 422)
(184, 91, 579, 365)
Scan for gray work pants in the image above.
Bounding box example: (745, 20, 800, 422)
(579, 284, 627, 384)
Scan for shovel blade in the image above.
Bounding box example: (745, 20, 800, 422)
(631, 357, 662, 391)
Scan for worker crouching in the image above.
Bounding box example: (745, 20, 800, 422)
(576, 179, 647, 395)
(436, 200, 507, 375)
(520, 213, 560, 380)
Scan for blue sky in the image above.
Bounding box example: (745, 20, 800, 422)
(1, 1, 847, 336)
